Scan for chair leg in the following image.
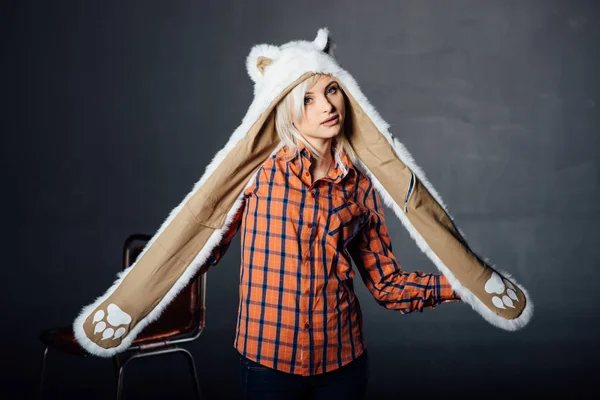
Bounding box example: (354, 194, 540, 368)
(38, 346, 49, 400)
(175, 347, 203, 400)
(113, 354, 121, 378)
(116, 362, 124, 400)
(114, 348, 203, 400)
(115, 354, 137, 400)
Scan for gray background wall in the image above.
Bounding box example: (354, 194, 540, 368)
(3, 0, 599, 398)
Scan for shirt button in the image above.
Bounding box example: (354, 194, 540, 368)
(307, 222, 313, 228)
(304, 323, 310, 329)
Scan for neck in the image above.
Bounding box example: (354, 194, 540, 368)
(302, 137, 334, 168)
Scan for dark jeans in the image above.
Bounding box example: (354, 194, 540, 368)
(239, 350, 369, 400)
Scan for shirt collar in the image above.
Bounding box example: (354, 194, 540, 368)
(281, 138, 357, 180)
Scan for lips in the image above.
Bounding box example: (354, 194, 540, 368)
(322, 115, 339, 125)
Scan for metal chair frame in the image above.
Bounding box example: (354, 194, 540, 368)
(38, 233, 207, 400)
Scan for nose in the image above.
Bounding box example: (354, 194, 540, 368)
(319, 95, 334, 113)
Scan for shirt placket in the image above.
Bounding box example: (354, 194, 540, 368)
(296, 147, 344, 376)
(300, 253, 311, 375)
(299, 150, 318, 375)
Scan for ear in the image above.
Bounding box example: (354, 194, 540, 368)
(246, 43, 281, 83)
(256, 56, 272, 75)
(313, 27, 336, 56)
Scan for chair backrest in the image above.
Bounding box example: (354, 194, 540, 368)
(123, 233, 207, 343)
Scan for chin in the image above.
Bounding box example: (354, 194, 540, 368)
(320, 126, 343, 137)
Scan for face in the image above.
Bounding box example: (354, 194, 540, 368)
(293, 75, 346, 142)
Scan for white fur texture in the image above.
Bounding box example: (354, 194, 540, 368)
(246, 44, 280, 84)
(73, 27, 533, 357)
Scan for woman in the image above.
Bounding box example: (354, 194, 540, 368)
(202, 72, 461, 399)
(73, 27, 532, 399)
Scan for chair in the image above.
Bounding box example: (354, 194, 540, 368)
(38, 233, 207, 399)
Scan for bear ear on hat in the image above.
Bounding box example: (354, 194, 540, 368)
(313, 27, 336, 56)
(246, 43, 280, 83)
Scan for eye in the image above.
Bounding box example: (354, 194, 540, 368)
(304, 97, 313, 105)
(327, 85, 338, 94)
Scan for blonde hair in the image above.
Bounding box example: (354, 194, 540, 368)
(275, 73, 357, 171)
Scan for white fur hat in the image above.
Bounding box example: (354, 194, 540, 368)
(73, 28, 533, 357)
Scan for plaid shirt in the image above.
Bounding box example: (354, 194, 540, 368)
(200, 140, 460, 376)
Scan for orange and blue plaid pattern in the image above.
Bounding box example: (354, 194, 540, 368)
(200, 140, 460, 376)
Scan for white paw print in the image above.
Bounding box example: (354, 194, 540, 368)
(92, 303, 132, 341)
(484, 272, 520, 309)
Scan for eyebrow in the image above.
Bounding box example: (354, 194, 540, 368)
(306, 81, 338, 95)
